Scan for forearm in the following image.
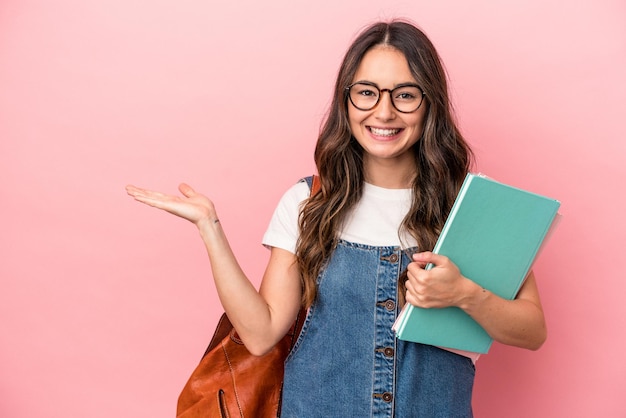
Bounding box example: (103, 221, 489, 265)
(458, 275, 547, 350)
(197, 218, 281, 354)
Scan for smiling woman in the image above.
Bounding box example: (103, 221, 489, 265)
(125, 19, 550, 417)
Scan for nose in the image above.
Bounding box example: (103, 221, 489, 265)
(374, 90, 396, 121)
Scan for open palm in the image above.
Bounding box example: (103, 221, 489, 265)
(126, 183, 216, 226)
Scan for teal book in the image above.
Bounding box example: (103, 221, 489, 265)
(393, 173, 561, 354)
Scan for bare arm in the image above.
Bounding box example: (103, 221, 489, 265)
(405, 252, 547, 350)
(126, 183, 302, 355)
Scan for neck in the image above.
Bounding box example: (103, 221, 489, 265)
(363, 155, 416, 189)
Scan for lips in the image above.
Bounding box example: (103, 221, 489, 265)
(369, 127, 401, 137)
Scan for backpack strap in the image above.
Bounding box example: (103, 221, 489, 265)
(302, 175, 321, 195)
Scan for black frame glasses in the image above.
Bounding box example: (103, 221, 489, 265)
(346, 81, 426, 113)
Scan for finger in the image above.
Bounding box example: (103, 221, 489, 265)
(126, 185, 176, 206)
(412, 251, 448, 268)
(412, 251, 432, 262)
(404, 280, 427, 308)
(406, 265, 427, 288)
(126, 185, 155, 200)
(178, 183, 196, 197)
(125, 184, 142, 195)
(404, 277, 415, 293)
(126, 184, 154, 197)
(408, 258, 428, 270)
(128, 192, 172, 209)
(127, 188, 169, 202)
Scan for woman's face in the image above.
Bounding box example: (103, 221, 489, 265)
(348, 46, 426, 175)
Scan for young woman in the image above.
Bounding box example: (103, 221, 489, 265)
(127, 20, 546, 417)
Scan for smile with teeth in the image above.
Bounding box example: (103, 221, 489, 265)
(369, 127, 401, 137)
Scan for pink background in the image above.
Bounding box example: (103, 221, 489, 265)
(1, 1, 624, 417)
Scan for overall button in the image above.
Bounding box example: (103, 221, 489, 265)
(373, 392, 394, 403)
(376, 300, 396, 311)
(383, 347, 394, 357)
(379, 253, 399, 263)
(375, 347, 395, 358)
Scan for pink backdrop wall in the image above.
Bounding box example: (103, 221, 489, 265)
(1, 1, 624, 416)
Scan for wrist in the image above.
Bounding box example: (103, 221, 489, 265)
(197, 215, 222, 237)
(458, 277, 489, 313)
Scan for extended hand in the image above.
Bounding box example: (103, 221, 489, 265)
(125, 183, 217, 226)
(405, 252, 474, 309)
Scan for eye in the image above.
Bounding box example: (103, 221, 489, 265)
(396, 92, 416, 100)
(393, 87, 421, 102)
(355, 87, 378, 98)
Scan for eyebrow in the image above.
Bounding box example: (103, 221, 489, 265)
(352, 80, 421, 89)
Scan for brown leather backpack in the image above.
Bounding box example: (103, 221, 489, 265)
(176, 310, 306, 417)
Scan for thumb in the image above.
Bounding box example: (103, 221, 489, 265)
(178, 183, 196, 197)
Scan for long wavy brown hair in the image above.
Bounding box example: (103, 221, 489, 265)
(296, 20, 474, 308)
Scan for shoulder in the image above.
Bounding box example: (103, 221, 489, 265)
(277, 179, 311, 209)
(262, 179, 311, 253)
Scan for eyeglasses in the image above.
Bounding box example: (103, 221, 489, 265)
(346, 82, 426, 113)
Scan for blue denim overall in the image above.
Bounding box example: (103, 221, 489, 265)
(280, 241, 475, 417)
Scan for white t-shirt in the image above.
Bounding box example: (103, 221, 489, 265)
(262, 180, 418, 252)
